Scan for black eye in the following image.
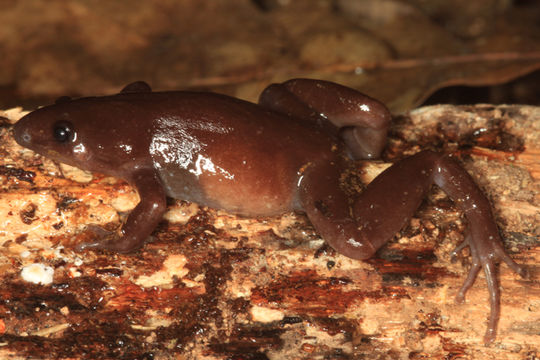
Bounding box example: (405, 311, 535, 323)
(53, 121, 75, 143)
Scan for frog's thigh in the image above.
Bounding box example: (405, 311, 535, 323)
(260, 79, 391, 159)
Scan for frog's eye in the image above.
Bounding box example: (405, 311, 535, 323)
(53, 121, 75, 143)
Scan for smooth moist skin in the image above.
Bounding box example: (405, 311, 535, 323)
(12, 78, 527, 344)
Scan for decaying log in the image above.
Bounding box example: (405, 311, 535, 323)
(0, 104, 538, 359)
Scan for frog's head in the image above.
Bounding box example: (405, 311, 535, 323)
(13, 96, 150, 177)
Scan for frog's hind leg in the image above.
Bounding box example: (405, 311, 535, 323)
(301, 151, 434, 261)
(258, 79, 391, 159)
(301, 150, 526, 343)
(350, 150, 527, 344)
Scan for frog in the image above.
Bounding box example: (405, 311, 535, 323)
(12, 78, 527, 343)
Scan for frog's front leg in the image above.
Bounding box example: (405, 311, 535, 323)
(301, 151, 527, 344)
(77, 168, 167, 253)
(259, 78, 391, 159)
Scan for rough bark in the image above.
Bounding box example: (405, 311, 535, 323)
(0, 104, 538, 359)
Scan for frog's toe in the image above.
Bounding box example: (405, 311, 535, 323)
(75, 237, 141, 253)
(76, 225, 137, 253)
(455, 262, 481, 303)
(495, 246, 529, 279)
(450, 240, 469, 261)
(84, 224, 115, 238)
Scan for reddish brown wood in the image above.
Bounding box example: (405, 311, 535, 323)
(0, 105, 538, 359)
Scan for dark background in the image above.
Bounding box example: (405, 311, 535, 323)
(1, 0, 539, 112)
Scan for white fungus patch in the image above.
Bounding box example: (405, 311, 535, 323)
(21, 263, 54, 285)
(250, 306, 285, 323)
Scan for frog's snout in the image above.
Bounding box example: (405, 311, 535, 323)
(13, 118, 32, 146)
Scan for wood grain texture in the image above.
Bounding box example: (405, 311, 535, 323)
(0, 105, 538, 359)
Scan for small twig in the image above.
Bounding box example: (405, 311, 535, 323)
(181, 51, 540, 89)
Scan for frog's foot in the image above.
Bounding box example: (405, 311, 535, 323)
(76, 237, 144, 253)
(451, 232, 528, 345)
(452, 234, 529, 301)
(76, 225, 143, 253)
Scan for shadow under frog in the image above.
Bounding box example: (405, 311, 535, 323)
(12, 78, 527, 344)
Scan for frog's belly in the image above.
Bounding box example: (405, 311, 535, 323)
(155, 156, 301, 216)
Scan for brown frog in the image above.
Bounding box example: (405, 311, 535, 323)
(12, 79, 527, 343)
